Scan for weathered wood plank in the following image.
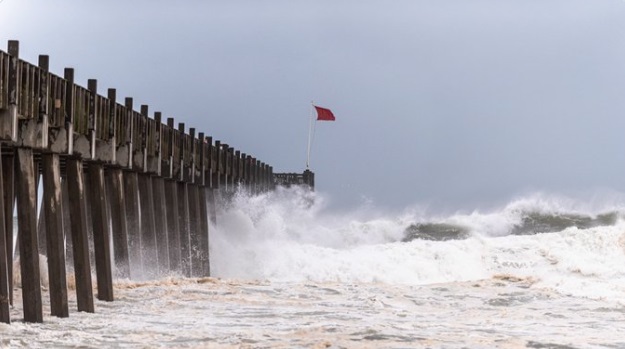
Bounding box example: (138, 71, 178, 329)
(105, 168, 130, 279)
(15, 148, 43, 322)
(42, 153, 69, 317)
(88, 162, 114, 301)
(17, 55, 49, 148)
(0, 41, 19, 141)
(66, 158, 94, 313)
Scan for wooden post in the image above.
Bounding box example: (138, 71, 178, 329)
(15, 148, 43, 322)
(207, 142, 219, 226)
(66, 158, 94, 313)
(187, 183, 201, 277)
(88, 162, 114, 301)
(197, 133, 210, 277)
(42, 153, 69, 317)
(227, 148, 234, 190)
(0, 145, 9, 324)
(149, 110, 169, 274)
(1, 41, 19, 141)
(123, 97, 142, 278)
(198, 186, 210, 276)
(36, 56, 50, 258)
(138, 173, 157, 278)
(123, 171, 142, 279)
(235, 150, 241, 187)
(106, 168, 130, 278)
(87, 80, 97, 159)
(106, 88, 130, 279)
(177, 123, 191, 277)
(241, 152, 247, 190)
(152, 176, 169, 274)
(247, 155, 254, 194)
(138, 105, 156, 276)
(206, 136, 213, 189)
(198, 132, 206, 187)
(164, 179, 181, 272)
(187, 128, 200, 277)
(260, 163, 266, 192)
(178, 123, 185, 183)
(108, 88, 117, 163)
(177, 181, 191, 277)
(213, 141, 221, 190)
(86, 80, 114, 300)
(222, 144, 229, 192)
(63, 68, 75, 157)
(189, 128, 196, 185)
(1, 151, 13, 306)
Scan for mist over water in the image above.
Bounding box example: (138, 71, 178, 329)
(211, 187, 625, 301)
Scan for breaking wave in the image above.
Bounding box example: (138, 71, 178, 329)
(210, 188, 625, 301)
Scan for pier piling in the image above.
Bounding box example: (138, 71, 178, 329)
(0, 40, 312, 324)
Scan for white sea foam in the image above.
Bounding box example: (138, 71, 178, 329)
(211, 188, 625, 301)
(5, 189, 625, 348)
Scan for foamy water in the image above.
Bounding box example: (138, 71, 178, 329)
(3, 188, 625, 348)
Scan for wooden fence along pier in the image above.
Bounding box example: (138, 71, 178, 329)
(0, 41, 314, 324)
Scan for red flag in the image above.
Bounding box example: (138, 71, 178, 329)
(314, 106, 336, 121)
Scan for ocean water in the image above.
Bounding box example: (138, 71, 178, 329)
(3, 188, 625, 348)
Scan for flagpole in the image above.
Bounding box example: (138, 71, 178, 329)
(306, 102, 314, 169)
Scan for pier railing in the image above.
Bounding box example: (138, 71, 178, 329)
(0, 41, 313, 324)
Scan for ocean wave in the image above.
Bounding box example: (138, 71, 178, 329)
(402, 210, 620, 242)
(210, 188, 625, 301)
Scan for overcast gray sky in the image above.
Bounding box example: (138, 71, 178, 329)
(2, 0, 625, 211)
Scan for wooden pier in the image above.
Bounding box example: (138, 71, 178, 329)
(0, 41, 312, 324)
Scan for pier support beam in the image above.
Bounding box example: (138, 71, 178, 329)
(15, 148, 43, 323)
(152, 177, 169, 274)
(0, 146, 9, 323)
(66, 158, 94, 313)
(123, 171, 142, 279)
(88, 163, 114, 301)
(165, 180, 181, 273)
(177, 182, 191, 277)
(188, 184, 201, 277)
(42, 153, 69, 317)
(198, 186, 210, 276)
(3, 152, 14, 306)
(138, 173, 157, 278)
(106, 168, 130, 279)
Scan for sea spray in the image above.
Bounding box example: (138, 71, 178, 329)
(4, 189, 625, 347)
(210, 187, 625, 301)
(12, 254, 49, 289)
